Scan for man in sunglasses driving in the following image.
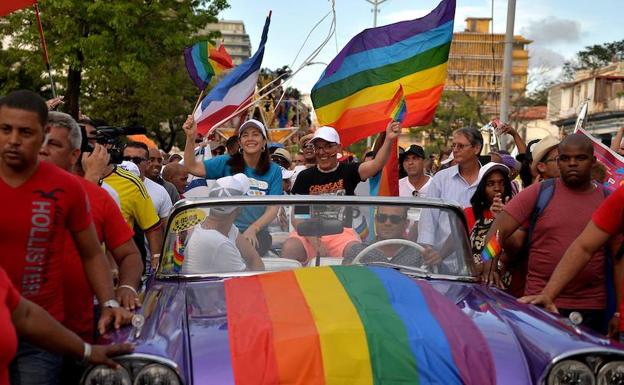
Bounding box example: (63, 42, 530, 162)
(342, 206, 423, 266)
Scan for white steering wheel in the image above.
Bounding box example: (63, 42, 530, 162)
(351, 239, 426, 265)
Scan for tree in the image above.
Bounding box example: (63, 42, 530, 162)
(562, 39, 624, 81)
(0, 0, 229, 151)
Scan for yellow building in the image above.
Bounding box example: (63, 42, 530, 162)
(446, 18, 531, 114)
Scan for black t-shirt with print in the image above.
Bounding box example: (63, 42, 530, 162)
(292, 162, 363, 196)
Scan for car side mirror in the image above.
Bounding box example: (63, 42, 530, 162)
(296, 218, 343, 237)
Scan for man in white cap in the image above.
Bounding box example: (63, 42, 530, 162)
(291, 122, 400, 196)
(282, 122, 400, 263)
(182, 174, 264, 274)
(531, 135, 561, 182)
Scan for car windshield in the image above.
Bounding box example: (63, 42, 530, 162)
(158, 197, 476, 278)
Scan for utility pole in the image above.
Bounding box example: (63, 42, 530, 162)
(499, 0, 517, 150)
(364, 0, 388, 148)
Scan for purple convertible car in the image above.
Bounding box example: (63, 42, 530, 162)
(82, 196, 624, 385)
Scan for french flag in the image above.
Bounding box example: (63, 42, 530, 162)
(194, 12, 271, 135)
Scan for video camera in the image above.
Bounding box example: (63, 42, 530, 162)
(80, 124, 147, 164)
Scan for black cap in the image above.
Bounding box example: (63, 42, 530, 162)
(404, 144, 425, 158)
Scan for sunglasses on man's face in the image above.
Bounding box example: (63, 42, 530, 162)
(375, 213, 405, 224)
(122, 156, 147, 164)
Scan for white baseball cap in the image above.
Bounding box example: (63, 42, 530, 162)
(280, 166, 295, 180)
(208, 173, 251, 214)
(120, 161, 141, 177)
(239, 119, 267, 139)
(311, 126, 340, 145)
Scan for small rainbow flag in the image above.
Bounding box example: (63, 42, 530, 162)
(184, 41, 234, 90)
(172, 235, 185, 272)
(481, 231, 502, 262)
(385, 85, 407, 123)
(224, 266, 495, 385)
(369, 142, 399, 196)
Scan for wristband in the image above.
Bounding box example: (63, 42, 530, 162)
(82, 342, 92, 364)
(117, 285, 138, 296)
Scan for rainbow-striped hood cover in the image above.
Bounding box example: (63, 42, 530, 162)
(224, 266, 495, 385)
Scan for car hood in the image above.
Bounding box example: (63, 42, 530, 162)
(118, 277, 623, 385)
(428, 280, 621, 385)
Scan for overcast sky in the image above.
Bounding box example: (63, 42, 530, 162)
(218, 0, 623, 94)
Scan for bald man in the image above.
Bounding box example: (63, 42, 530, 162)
(484, 134, 614, 334)
(163, 163, 188, 195)
(147, 148, 180, 203)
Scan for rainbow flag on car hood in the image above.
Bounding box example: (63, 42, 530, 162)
(224, 265, 495, 385)
(311, 0, 454, 146)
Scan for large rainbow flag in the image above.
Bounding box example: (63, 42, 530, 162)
(184, 41, 234, 90)
(224, 265, 495, 385)
(311, 0, 455, 146)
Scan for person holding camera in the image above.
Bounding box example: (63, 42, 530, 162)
(0, 90, 134, 385)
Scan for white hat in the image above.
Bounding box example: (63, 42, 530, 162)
(280, 166, 295, 180)
(478, 162, 509, 182)
(311, 126, 340, 144)
(208, 174, 250, 214)
(440, 152, 454, 165)
(531, 135, 560, 172)
(239, 119, 267, 139)
(120, 161, 141, 177)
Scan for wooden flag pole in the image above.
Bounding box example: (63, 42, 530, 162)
(192, 88, 206, 115)
(34, 3, 56, 97)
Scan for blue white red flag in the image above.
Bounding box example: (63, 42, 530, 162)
(194, 12, 271, 135)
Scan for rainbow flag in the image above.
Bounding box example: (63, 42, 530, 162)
(369, 142, 399, 196)
(481, 232, 502, 262)
(311, 0, 454, 146)
(172, 235, 185, 272)
(184, 41, 234, 90)
(386, 85, 407, 123)
(224, 266, 495, 385)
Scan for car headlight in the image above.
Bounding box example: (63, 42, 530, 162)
(597, 361, 624, 385)
(548, 360, 596, 385)
(83, 365, 132, 385)
(134, 363, 180, 385)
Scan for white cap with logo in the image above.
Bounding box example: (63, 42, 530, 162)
(311, 126, 341, 145)
(239, 119, 267, 139)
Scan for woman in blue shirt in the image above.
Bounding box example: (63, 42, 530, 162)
(183, 116, 282, 256)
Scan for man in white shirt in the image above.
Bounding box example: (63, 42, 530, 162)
(122, 142, 172, 220)
(418, 127, 484, 268)
(399, 144, 431, 197)
(183, 174, 264, 273)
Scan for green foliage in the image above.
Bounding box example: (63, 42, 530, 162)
(562, 39, 624, 81)
(0, 0, 229, 151)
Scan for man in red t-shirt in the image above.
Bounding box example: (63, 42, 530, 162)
(39, 111, 143, 343)
(484, 133, 615, 334)
(519, 185, 624, 337)
(0, 90, 130, 385)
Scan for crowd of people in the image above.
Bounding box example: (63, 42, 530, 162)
(1, 87, 624, 385)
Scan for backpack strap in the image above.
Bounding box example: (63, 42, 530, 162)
(527, 178, 556, 244)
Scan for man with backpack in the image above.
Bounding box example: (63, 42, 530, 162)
(519, 185, 623, 337)
(483, 133, 617, 334)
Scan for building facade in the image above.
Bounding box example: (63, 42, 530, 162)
(446, 18, 531, 115)
(202, 20, 252, 66)
(548, 61, 624, 145)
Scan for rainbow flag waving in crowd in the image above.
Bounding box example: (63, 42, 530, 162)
(224, 266, 495, 385)
(184, 41, 234, 90)
(386, 85, 407, 123)
(311, 0, 455, 146)
(481, 231, 502, 262)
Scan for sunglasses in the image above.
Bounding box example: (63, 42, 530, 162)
(122, 156, 147, 164)
(375, 213, 405, 224)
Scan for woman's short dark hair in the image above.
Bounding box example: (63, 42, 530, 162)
(0, 90, 48, 127)
(470, 168, 513, 221)
(227, 146, 271, 175)
(453, 127, 483, 154)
